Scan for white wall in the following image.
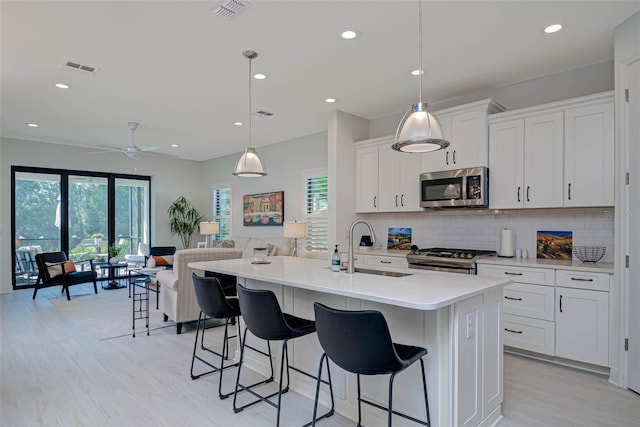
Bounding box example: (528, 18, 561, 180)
(200, 132, 327, 240)
(0, 137, 204, 293)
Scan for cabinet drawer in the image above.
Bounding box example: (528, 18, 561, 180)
(556, 270, 610, 291)
(503, 314, 555, 356)
(504, 283, 555, 321)
(478, 264, 554, 285)
(362, 255, 407, 269)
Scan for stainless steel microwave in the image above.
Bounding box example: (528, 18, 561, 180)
(420, 167, 489, 208)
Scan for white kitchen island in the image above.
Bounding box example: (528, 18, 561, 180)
(189, 256, 510, 427)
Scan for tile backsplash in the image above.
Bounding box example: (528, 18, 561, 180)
(362, 207, 614, 263)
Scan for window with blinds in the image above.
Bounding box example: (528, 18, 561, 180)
(305, 174, 328, 252)
(213, 187, 231, 239)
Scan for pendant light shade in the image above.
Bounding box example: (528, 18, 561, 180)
(233, 50, 266, 177)
(393, 0, 450, 153)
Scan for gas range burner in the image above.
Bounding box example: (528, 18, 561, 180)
(406, 247, 497, 274)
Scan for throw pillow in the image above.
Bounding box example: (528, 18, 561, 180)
(211, 239, 235, 248)
(45, 262, 64, 278)
(147, 257, 156, 268)
(152, 255, 173, 266)
(63, 260, 76, 273)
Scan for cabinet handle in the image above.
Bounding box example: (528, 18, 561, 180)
(504, 272, 523, 276)
(504, 296, 523, 301)
(568, 183, 572, 200)
(395, 195, 398, 207)
(559, 295, 563, 313)
(517, 186, 521, 202)
(504, 328, 523, 334)
(453, 150, 456, 164)
(526, 186, 530, 202)
(401, 194, 404, 206)
(380, 260, 392, 264)
(446, 151, 449, 165)
(373, 196, 377, 208)
(570, 277, 594, 282)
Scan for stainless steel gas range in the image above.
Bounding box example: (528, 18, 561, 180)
(406, 247, 497, 274)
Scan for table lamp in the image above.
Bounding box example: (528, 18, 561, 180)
(199, 221, 219, 248)
(283, 220, 307, 257)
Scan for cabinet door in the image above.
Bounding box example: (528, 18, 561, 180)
(354, 145, 379, 213)
(450, 109, 488, 169)
(420, 115, 450, 172)
(556, 287, 609, 366)
(378, 145, 402, 211)
(564, 102, 614, 207)
(523, 112, 564, 208)
(489, 120, 525, 209)
(398, 152, 422, 211)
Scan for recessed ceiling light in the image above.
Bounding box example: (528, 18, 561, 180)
(325, 98, 336, 103)
(544, 24, 562, 34)
(171, 144, 179, 148)
(341, 30, 358, 40)
(233, 121, 244, 126)
(55, 83, 71, 89)
(25, 123, 39, 128)
(253, 73, 267, 80)
(410, 69, 425, 76)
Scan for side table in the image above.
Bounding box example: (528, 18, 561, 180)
(128, 267, 163, 337)
(94, 262, 128, 289)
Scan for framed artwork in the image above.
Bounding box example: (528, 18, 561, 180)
(243, 191, 284, 226)
(387, 227, 412, 250)
(537, 230, 573, 260)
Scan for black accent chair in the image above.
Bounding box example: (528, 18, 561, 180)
(33, 252, 98, 300)
(233, 284, 334, 427)
(190, 273, 242, 399)
(147, 246, 176, 268)
(311, 302, 430, 427)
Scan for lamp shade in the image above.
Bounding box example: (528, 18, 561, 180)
(233, 147, 266, 177)
(392, 102, 450, 153)
(283, 221, 307, 238)
(199, 221, 219, 235)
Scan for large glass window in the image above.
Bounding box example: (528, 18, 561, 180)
(213, 186, 232, 239)
(304, 172, 328, 252)
(11, 167, 151, 289)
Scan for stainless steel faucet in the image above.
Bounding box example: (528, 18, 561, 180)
(347, 219, 376, 274)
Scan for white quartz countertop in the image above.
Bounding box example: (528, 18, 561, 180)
(189, 256, 511, 311)
(476, 256, 614, 274)
(353, 248, 409, 257)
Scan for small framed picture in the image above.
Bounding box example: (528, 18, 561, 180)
(197, 241, 207, 249)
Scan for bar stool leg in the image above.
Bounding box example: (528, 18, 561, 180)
(357, 374, 363, 427)
(420, 359, 431, 426)
(388, 372, 397, 427)
(310, 353, 335, 427)
(233, 328, 277, 413)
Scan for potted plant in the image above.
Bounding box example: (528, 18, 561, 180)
(168, 196, 203, 249)
(108, 243, 123, 264)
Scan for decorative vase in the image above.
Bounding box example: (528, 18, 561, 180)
(109, 257, 120, 265)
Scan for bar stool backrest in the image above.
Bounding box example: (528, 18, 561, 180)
(236, 284, 293, 341)
(192, 273, 235, 318)
(313, 302, 403, 375)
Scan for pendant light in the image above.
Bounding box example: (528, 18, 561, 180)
(392, 0, 450, 153)
(233, 50, 267, 177)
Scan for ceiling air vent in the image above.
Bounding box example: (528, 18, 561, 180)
(211, 0, 251, 19)
(65, 61, 99, 75)
(255, 110, 275, 117)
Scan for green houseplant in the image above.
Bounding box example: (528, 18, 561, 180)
(168, 196, 203, 249)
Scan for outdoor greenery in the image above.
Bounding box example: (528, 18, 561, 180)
(168, 195, 203, 249)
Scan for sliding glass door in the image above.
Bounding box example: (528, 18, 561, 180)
(11, 167, 151, 290)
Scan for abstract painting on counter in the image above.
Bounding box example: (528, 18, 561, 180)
(387, 228, 412, 250)
(536, 230, 573, 260)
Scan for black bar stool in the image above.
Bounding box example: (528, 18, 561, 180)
(190, 273, 242, 399)
(311, 302, 430, 427)
(234, 284, 334, 427)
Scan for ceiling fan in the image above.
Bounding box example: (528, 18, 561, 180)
(92, 121, 169, 159)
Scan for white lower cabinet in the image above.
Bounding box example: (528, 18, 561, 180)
(362, 254, 407, 269)
(478, 263, 611, 367)
(556, 287, 609, 366)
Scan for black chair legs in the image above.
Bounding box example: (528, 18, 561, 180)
(190, 312, 241, 399)
(310, 353, 335, 427)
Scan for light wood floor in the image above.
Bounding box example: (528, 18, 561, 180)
(1, 284, 638, 427)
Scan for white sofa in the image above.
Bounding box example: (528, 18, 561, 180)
(156, 247, 242, 334)
(230, 236, 291, 259)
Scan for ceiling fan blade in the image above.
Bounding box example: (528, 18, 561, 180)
(92, 144, 123, 152)
(139, 146, 158, 152)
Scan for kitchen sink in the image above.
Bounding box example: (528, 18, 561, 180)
(354, 268, 413, 278)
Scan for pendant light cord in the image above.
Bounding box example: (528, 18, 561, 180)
(248, 55, 253, 148)
(418, 0, 423, 105)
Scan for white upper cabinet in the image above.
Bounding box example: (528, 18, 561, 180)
(355, 137, 422, 213)
(564, 102, 614, 207)
(421, 99, 505, 173)
(354, 144, 379, 213)
(489, 92, 614, 209)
